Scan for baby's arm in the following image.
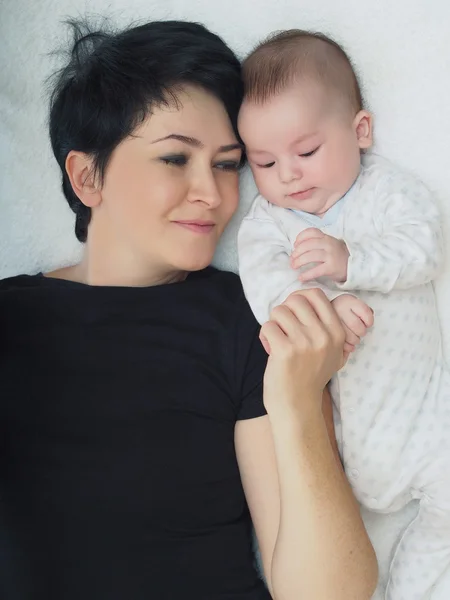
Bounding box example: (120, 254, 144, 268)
(336, 178, 444, 293)
(238, 203, 343, 325)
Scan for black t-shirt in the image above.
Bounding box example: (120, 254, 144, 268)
(0, 267, 271, 600)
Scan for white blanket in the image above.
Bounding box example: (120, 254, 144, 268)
(1, 1, 449, 597)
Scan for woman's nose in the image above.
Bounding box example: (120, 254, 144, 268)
(187, 170, 222, 208)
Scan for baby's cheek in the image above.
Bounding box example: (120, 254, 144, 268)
(253, 170, 280, 204)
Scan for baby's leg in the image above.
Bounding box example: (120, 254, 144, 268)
(386, 455, 450, 600)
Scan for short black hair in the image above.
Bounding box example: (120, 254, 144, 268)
(49, 19, 244, 242)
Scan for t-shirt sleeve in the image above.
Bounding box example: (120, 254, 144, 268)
(232, 288, 268, 421)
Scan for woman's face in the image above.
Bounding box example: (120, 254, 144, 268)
(92, 86, 242, 279)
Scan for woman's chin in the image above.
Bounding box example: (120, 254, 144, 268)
(175, 251, 215, 273)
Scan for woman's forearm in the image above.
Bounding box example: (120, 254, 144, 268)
(269, 400, 378, 600)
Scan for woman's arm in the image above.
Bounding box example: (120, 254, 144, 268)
(322, 385, 343, 466)
(269, 399, 377, 600)
(236, 290, 378, 600)
(236, 394, 377, 600)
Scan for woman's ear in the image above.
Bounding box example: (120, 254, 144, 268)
(65, 151, 102, 208)
(354, 110, 373, 150)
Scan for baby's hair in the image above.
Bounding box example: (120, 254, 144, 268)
(242, 29, 364, 115)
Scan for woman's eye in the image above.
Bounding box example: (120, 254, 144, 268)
(300, 146, 320, 158)
(215, 161, 240, 172)
(160, 155, 187, 166)
(256, 161, 275, 169)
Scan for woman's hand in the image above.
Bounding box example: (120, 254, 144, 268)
(260, 288, 346, 419)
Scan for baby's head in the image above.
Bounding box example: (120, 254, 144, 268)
(239, 30, 373, 216)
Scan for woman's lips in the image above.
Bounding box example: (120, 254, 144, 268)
(173, 220, 216, 234)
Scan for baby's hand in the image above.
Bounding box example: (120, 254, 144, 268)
(331, 294, 374, 356)
(291, 228, 349, 283)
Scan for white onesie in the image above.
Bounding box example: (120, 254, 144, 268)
(238, 154, 450, 600)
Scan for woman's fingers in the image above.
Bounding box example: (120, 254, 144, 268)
(260, 317, 290, 355)
(262, 291, 348, 414)
(262, 296, 324, 359)
(281, 292, 323, 329)
(259, 331, 272, 355)
(264, 303, 306, 344)
(286, 289, 345, 346)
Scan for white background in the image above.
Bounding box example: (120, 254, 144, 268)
(1, 1, 449, 596)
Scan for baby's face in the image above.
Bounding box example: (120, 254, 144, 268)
(239, 83, 365, 215)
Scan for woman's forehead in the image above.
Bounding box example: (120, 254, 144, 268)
(133, 86, 238, 146)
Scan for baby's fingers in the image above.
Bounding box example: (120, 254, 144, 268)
(344, 311, 368, 338)
(343, 341, 356, 354)
(342, 322, 360, 347)
(353, 303, 374, 328)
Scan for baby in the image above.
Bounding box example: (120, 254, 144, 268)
(237, 30, 450, 600)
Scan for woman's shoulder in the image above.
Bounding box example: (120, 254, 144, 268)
(203, 269, 267, 419)
(0, 273, 43, 293)
(0, 274, 46, 329)
(191, 266, 257, 333)
(205, 267, 261, 340)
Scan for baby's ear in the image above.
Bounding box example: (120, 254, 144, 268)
(354, 110, 373, 150)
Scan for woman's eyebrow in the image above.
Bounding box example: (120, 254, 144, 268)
(151, 134, 242, 153)
(151, 134, 202, 147)
(219, 143, 243, 153)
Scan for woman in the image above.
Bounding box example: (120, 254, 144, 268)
(0, 19, 377, 600)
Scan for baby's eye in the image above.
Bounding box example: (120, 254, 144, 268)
(256, 161, 275, 169)
(299, 146, 320, 158)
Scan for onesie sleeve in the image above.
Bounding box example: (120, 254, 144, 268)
(231, 287, 268, 421)
(336, 174, 444, 293)
(238, 197, 342, 325)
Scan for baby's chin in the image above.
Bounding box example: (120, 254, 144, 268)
(268, 192, 341, 216)
(259, 193, 296, 209)
(267, 195, 322, 214)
